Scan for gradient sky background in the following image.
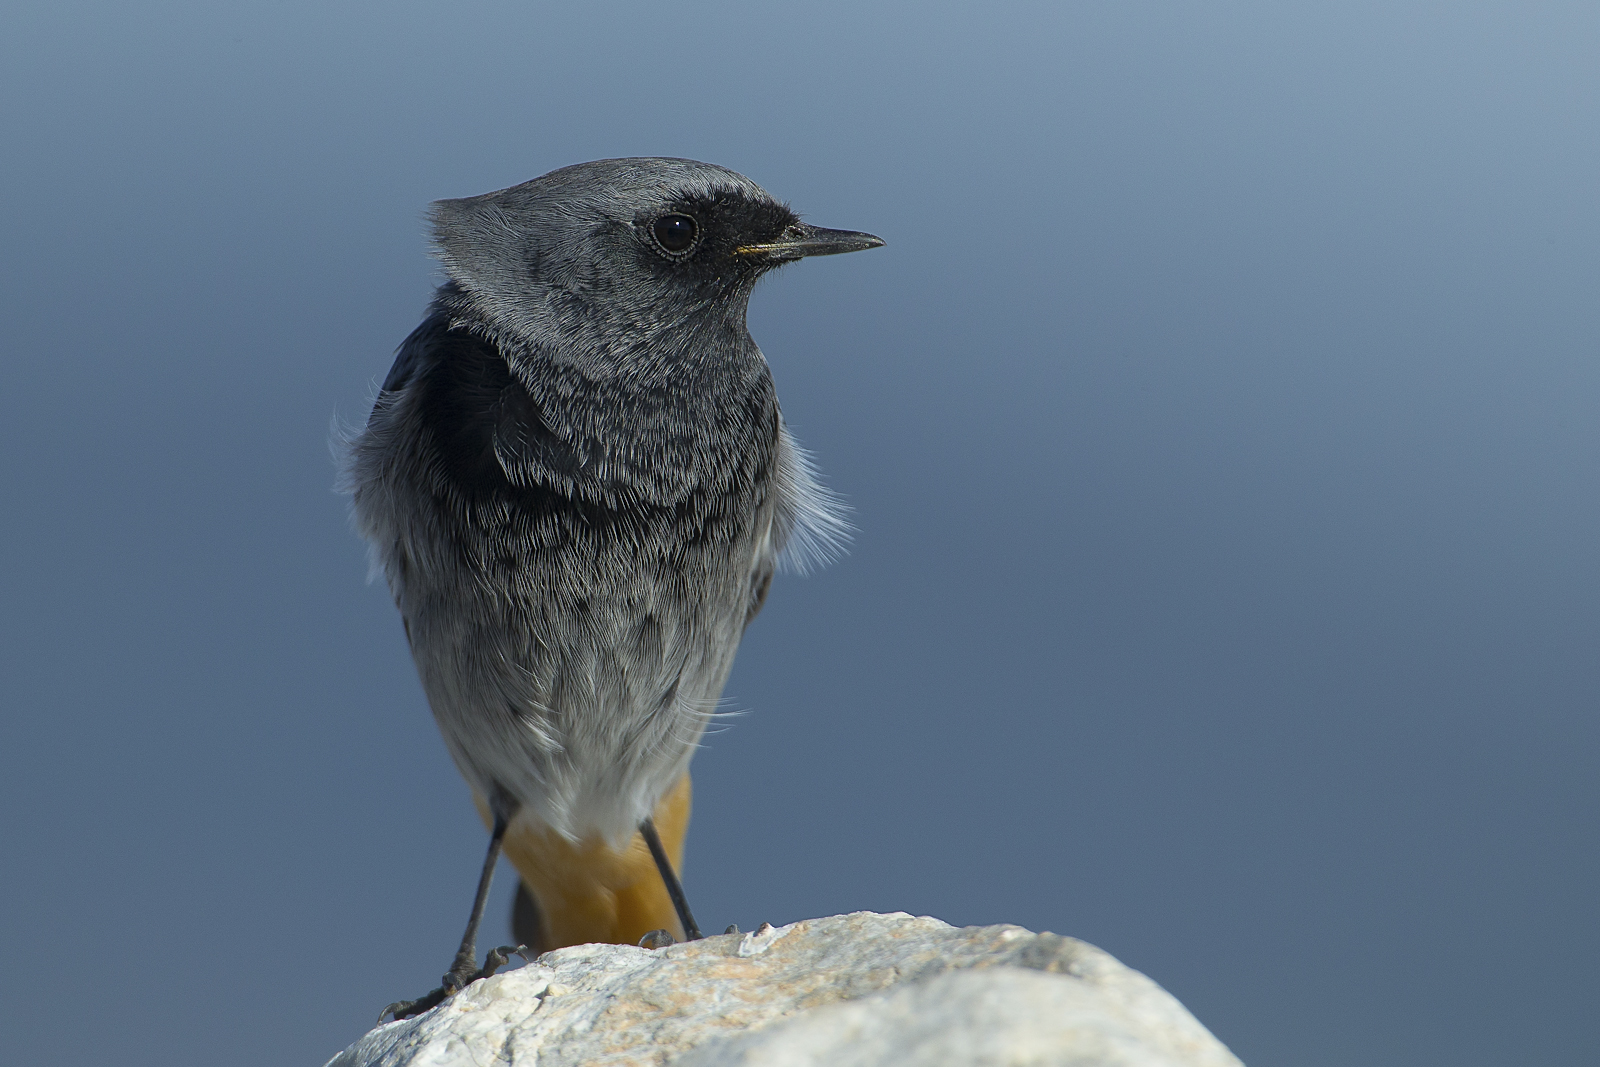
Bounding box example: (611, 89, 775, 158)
(3, 2, 1598, 1064)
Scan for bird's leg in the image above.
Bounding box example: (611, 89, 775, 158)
(380, 803, 528, 1022)
(440, 808, 513, 984)
(640, 816, 702, 942)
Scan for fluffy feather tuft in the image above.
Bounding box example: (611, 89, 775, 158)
(771, 422, 852, 574)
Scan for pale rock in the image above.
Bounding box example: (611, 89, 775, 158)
(325, 911, 1242, 1067)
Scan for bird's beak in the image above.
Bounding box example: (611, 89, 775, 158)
(736, 223, 886, 260)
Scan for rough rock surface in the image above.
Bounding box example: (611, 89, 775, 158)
(326, 912, 1242, 1067)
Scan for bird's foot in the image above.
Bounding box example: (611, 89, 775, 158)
(379, 945, 529, 1023)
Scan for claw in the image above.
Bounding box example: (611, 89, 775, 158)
(378, 946, 531, 1023)
(379, 984, 451, 1023)
(478, 944, 530, 977)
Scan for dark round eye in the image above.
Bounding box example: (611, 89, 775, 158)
(652, 213, 699, 254)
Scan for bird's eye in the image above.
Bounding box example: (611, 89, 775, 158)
(652, 213, 699, 255)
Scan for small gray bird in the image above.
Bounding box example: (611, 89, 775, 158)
(345, 158, 882, 1019)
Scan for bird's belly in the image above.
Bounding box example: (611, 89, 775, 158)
(401, 545, 755, 845)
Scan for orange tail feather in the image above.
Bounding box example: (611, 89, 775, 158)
(478, 774, 692, 952)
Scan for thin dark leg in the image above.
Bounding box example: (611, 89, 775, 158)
(439, 808, 510, 988)
(640, 816, 701, 941)
(381, 807, 527, 1022)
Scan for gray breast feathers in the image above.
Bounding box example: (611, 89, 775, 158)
(342, 311, 844, 844)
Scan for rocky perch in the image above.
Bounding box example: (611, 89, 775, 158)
(326, 912, 1242, 1066)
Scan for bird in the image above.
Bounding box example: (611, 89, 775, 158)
(344, 157, 883, 1020)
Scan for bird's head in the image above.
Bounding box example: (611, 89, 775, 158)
(427, 158, 883, 368)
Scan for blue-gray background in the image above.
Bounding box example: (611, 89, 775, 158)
(3, 2, 1596, 1064)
